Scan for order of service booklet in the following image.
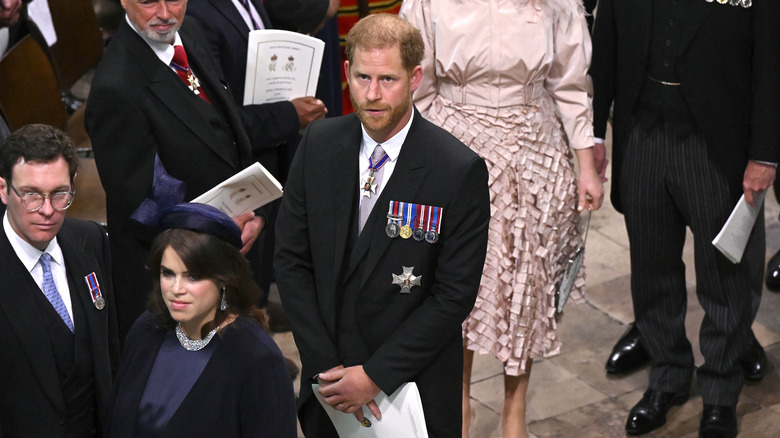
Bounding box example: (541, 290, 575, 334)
(243, 29, 324, 105)
(312, 383, 429, 437)
(191, 162, 282, 217)
(712, 191, 766, 264)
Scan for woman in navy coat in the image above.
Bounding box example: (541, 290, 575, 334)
(105, 204, 297, 437)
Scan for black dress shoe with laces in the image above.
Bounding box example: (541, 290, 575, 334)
(699, 404, 737, 438)
(741, 337, 767, 382)
(766, 249, 780, 291)
(606, 323, 651, 374)
(625, 389, 689, 435)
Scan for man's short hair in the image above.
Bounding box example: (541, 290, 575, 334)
(345, 13, 425, 73)
(0, 124, 79, 184)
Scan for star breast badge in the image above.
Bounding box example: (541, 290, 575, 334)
(392, 266, 421, 294)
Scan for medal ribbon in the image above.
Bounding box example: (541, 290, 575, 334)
(417, 204, 426, 229)
(388, 201, 397, 217)
(402, 202, 412, 227)
(409, 203, 420, 228)
(368, 152, 390, 175)
(170, 45, 212, 103)
(431, 207, 442, 234)
(84, 272, 103, 302)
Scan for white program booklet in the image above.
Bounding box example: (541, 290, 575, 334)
(27, 0, 57, 46)
(312, 383, 429, 437)
(191, 162, 282, 217)
(712, 192, 765, 264)
(243, 29, 324, 105)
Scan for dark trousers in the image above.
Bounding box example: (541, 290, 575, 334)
(299, 396, 339, 438)
(620, 120, 764, 405)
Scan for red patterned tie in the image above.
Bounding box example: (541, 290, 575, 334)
(171, 45, 211, 103)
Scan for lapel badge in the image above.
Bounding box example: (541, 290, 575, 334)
(362, 175, 377, 198)
(84, 272, 105, 310)
(392, 266, 421, 294)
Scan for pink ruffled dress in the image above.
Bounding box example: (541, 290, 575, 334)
(401, 0, 594, 376)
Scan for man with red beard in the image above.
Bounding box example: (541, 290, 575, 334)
(275, 13, 490, 437)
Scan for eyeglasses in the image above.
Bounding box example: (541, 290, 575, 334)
(8, 182, 75, 212)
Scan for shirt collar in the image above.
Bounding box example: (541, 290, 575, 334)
(360, 112, 415, 163)
(3, 213, 63, 273)
(125, 15, 182, 66)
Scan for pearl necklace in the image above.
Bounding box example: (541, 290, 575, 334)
(175, 322, 219, 351)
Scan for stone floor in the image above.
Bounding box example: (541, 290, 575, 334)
(271, 141, 780, 437)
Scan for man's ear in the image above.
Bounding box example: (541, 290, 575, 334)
(409, 65, 423, 93)
(344, 60, 351, 82)
(0, 177, 8, 206)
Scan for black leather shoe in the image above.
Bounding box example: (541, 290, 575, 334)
(741, 337, 767, 382)
(699, 404, 737, 438)
(626, 389, 689, 435)
(606, 323, 651, 374)
(765, 249, 780, 291)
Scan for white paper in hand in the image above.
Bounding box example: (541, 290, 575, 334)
(312, 383, 429, 437)
(191, 162, 282, 217)
(244, 30, 324, 105)
(712, 192, 765, 264)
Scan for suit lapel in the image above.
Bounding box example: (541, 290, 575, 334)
(329, 118, 362, 286)
(344, 112, 429, 289)
(0, 230, 65, 412)
(632, 0, 653, 56)
(252, 0, 273, 29)
(678, 0, 713, 57)
(57, 224, 108, 370)
(210, 0, 253, 41)
(181, 21, 254, 168)
(116, 21, 236, 168)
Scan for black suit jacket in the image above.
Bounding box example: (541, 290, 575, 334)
(275, 110, 490, 436)
(106, 312, 297, 437)
(86, 18, 255, 339)
(186, 0, 301, 178)
(0, 219, 119, 437)
(590, 0, 780, 211)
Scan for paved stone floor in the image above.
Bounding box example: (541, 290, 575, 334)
(271, 139, 780, 437)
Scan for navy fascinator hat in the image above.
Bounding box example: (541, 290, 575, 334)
(159, 203, 244, 250)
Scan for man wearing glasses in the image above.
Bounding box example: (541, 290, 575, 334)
(0, 124, 119, 437)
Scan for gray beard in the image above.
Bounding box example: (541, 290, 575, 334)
(140, 26, 178, 44)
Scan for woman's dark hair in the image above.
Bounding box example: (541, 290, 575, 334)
(146, 228, 268, 337)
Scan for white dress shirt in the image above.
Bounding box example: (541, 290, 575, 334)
(3, 213, 74, 326)
(357, 114, 414, 204)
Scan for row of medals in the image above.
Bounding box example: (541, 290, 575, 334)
(705, 0, 751, 8)
(385, 214, 439, 243)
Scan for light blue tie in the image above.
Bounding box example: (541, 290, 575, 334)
(40, 253, 74, 332)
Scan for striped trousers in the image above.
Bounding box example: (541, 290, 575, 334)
(620, 120, 764, 406)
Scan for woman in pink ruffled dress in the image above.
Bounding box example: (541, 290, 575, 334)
(400, 1, 604, 436)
